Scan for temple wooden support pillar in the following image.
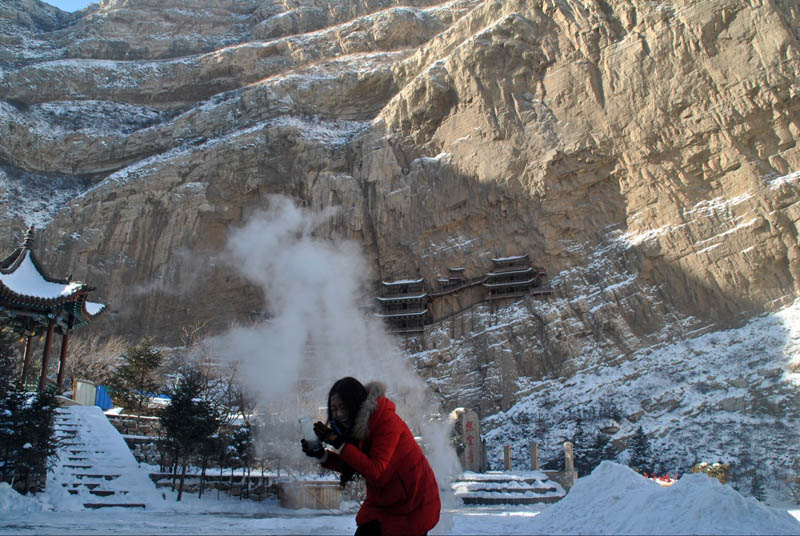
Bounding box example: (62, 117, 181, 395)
(56, 324, 72, 395)
(20, 334, 34, 389)
(38, 317, 56, 392)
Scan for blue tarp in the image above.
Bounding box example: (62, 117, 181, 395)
(95, 385, 113, 410)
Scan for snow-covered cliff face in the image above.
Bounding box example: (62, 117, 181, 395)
(2, 0, 800, 498)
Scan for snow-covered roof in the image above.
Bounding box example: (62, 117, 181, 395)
(85, 301, 106, 316)
(381, 278, 424, 285)
(0, 251, 84, 301)
(376, 311, 429, 318)
(376, 293, 427, 301)
(491, 254, 529, 263)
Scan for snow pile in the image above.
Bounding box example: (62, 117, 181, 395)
(0, 483, 48, 513)
(0, 481, 82, 514)
(529, 462, 800, 535)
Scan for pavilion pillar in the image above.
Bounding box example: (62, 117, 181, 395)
(20, 334, 34, 389)
(38, 318, 56, 392)
(56, 329, 71, 395)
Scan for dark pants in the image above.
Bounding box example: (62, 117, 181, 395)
(354, 520, 427, 536)
(354, 520, 380, 536)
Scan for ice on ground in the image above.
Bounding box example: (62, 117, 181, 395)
(529, 461, 800, 535)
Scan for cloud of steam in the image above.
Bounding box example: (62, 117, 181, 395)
(209, 196, 461, 523)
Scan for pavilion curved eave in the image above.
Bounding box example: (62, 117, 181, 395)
(0, 285, 83, 309)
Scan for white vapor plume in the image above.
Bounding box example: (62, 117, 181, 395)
(209, 195, 460, 524)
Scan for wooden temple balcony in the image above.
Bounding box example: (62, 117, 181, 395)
(387, 324, 427, 334)
(380, 278, 425, 297)
(486, 285, 529, 300)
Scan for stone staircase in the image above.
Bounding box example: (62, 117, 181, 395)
(451, 471, 566, 505)
(52, 405, 160, 509)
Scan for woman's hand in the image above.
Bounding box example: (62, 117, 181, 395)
(314, 420, 345, 449)
(301, 439, 324, 459)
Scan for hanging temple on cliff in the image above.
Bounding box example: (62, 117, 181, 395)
(377, 254, 551, 333)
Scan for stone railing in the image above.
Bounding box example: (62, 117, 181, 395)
(502, 441, 578, 491)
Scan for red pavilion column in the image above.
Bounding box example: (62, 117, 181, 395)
(38, 317, 56, 392)
(56, 321, 73, 395)
(19, 334, 34, 389)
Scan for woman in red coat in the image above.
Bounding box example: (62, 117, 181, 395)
(301, 377, 441, 536)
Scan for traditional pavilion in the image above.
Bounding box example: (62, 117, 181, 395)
(0, 226, 107, 392)
(376, 278, 431, 333)
(483, 254, 549, 300)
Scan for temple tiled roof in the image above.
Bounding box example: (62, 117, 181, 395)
(0, 251, 87, 306)
(0, 227, 107, 332)
(376, 310, 429, 318)
(490, 254, 529, 263)
(376, 293, 428, 301)
(381, 278, 424, 286)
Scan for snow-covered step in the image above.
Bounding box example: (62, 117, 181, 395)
(72, 473, 121, 480)
(49, 406, 164, 509)
(63, 482, 101, 490)
(452, 471, 566, 505)
(84, 502, 146, 509)
(67, 488, 125, 497)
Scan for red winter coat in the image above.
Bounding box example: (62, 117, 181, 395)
(322, 382, 441, 536)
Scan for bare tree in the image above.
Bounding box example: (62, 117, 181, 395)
(63, 333, 127, 387)
(174, 321, 246, 426)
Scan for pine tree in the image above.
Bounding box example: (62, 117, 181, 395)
(159, 370, 220, 501)
(231, 425, 254, 498)
(571, 419, 593, 475)
(751, 471, 766, 502)
(0, 333, 31, 490)
(0, 330, 17, 398)
(0, 388, 26, 485)
(629, 425, 653, 474)
(16, 389, 58, 493)
(0, 331, 58, 494)
(108, 338, 163, 415)
(584, 432, 611, 474)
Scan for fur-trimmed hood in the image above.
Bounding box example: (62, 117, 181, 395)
(352, 381, 386, 442)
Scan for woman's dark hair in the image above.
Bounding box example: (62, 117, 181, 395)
(327, 376, 368, 429)
(327, 377, 368, 489)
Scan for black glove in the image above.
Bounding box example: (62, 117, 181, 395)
(301, 439, 324, 459)
(314, 420, 345, 449)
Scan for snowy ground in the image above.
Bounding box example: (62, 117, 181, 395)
(2, 462, 799, 535)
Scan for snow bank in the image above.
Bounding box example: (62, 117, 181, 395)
(529, 462, 800, 535)
(0, 483, 48, 514)
(0, 481, 82, 514)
